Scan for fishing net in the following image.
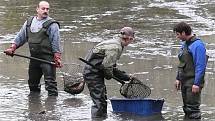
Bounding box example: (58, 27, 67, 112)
(60, 63, 85, 95)
(119, 77, 151, 99)
(78, 57, 151, 98)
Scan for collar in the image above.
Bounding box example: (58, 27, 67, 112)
(186, 34, 198, 45)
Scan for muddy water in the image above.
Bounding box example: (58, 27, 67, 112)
(1, 0, 215, 120)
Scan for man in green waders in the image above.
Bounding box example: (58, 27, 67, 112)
(83, 27, 135, 118)
(4, 1, 62, 96)
(173, 22, 207, 119)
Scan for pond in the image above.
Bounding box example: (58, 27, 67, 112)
(0, 0, 215, 120)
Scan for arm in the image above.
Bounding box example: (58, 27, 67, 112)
(175, 44, 184, 90)
(190, 41, 206, 92)
(47, 23, 61, 53)
(47, 23, 62, 68)
(14, 21, 28, 47)
(175, 71, 181, 91)
(175, 80, 181, 91)
(113, 67, 131, 81)
(4, 21, 28, 56)
(102, 48, 119, 67)
(102, 48, 120, 80)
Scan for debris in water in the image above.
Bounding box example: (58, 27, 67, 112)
(38, 110, 46, 114)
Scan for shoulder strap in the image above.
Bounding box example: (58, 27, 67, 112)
(184, 37, 201, 57)
(185, 36, 199, 47)
(26, 16, 34, 27)
(42, 19, 60, 29)
(26, 16, 34, 41)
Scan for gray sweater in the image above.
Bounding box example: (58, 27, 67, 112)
(14, 16, 61, 53)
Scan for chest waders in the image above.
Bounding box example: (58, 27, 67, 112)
(26, 16, 60, 61)
(178, 38, 203, 119)
(83, 40, 125, 118)
(178, 39, 205, 87)
(83, 50, 107, 118)
(26, 17, 60, 96)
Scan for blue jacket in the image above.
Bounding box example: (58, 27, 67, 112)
(178, 38, 207, 86)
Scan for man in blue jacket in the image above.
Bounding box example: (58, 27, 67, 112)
(173, 22, 207, 119)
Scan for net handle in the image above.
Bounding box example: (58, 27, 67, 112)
(6, 53, 56, 65)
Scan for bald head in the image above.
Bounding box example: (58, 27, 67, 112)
(38, 1, 49, 8)
(36, 1, 50, 20)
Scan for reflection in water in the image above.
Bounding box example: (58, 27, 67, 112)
(27, 93, 59, 121)
(112, 113, 165, 121)
(63, 98, 84, 108)
(27, 93, 44, 120)
(44, 96, 57, 113)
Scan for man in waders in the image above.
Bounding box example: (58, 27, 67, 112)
(173, 22, 207, 119)
(83, 27, 135, 118)
(4, 1, 62, 96)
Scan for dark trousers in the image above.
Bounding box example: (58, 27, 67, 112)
(181, 85, 201, 119)
(85, 76, 107, 118)
(28, 60, 58, 96)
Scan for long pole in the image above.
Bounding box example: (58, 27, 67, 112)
(12, 53, 55, 65)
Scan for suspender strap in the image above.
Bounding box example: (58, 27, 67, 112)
(42, 19, 60, 30)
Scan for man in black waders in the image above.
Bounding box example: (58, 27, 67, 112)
(4, 1, 62, 96)
(173, 22, 207, 119)
(83, 27, 136, 118)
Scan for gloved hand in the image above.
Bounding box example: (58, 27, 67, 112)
(129, 76, 139, 82)
(4, 43, 17, 56)
(103, 67, 113, 80)
(54, 52, 63, 68)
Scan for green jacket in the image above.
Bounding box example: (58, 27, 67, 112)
(83, 39, 124, 80)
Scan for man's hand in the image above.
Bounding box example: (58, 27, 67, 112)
(128, 76, 141, 84)
(129, 76, 137, 81)
(175, 80, 181, 91)
(4, 44, 17, 56)
(54, 52, 62, 68)
(192, 85, 200, 93)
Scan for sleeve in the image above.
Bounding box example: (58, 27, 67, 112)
(14, 21, 28, 47)
(102, 48, 119, 68)
(190, 42, 207, 86)
(47, 23, 61, 53)
(176, 44, 184, 81)
(176, 72, 180, 80)
(101, 48, 120, 80)
(113, 68, 130, 81)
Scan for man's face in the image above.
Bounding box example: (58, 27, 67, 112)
(121, 36, 134, 46)
(175, 32, 185, 41)
(36, 2, 49, 19)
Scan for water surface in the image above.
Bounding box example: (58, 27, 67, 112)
(1, 0, 215, 120)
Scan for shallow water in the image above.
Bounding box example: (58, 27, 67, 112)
(1, 0, 215, 120)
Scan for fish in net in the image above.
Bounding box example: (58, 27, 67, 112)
(61, 63, 85, 95)
(119, 77, 151, 98)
